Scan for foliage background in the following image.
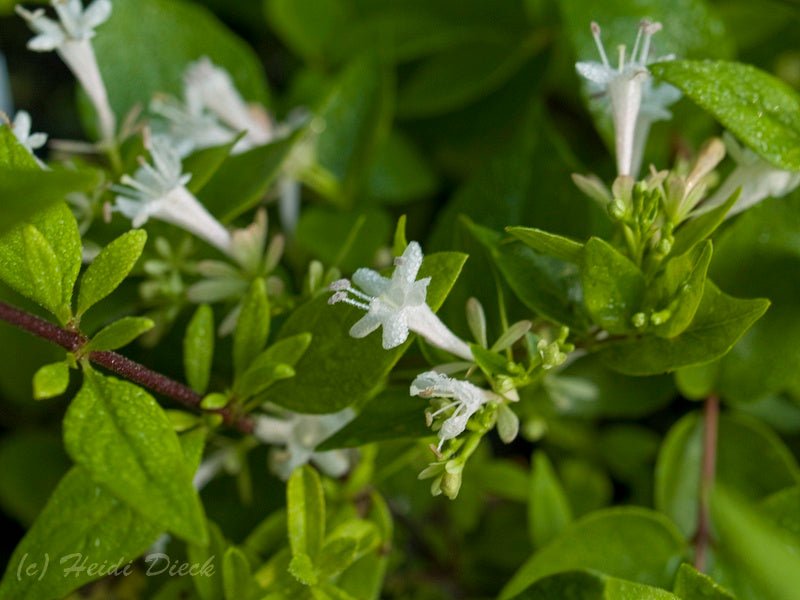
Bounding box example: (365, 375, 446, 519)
(0, 0, 799, 598)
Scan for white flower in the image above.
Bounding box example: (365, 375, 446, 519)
(114, 135, 233, 254)
(411, 371, 494, 449)
(328, 241, 473, 360)
(17, 0, 115, 142)
(253, 408, 355, 480)
(10, 111, 48, 165)
(184, 57, 273, 148)
(150, 95, 238, 158)
(576, 20, 679, 177)
(700, 132, 800, 217)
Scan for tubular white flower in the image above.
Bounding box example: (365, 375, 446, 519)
(10, 111, 48, 167)
(114, 136, 233, 254)
(253, 408, 355, 481)
(576, 20, 679, 177)
(328, 242, 473, 360)
(411, 371, 494, 449)
(184, 57, 273, 148)
(17, 0, 115, 142)
(150, 95, 237, 158)
(700, 133, 800, 217)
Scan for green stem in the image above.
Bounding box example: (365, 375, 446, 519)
(694, 394, 719, 572)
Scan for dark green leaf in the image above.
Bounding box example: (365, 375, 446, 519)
(507, 226, 583, 263)
(510, 569, 680, 600)
(77, 230, 148, 317)
(528, 451, 572, 549)
(652, 60, 800, 170)
(235, 333, 311, 399)
(63, 370, 207, 544)
(366, 131, 437, 204)
(671, 190, 738, 257)
(184, 136, 242, 194)
(501, 507, 686, 599)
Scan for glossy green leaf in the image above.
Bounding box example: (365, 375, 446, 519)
(233, 278, 270, 376)
(269, 251, 466, 413)
(63, 369, 207, 544)
(501, 507, 687, 599)
(528, 452, 572, 549)
(507, 226, 583, 263)
(597, 282, 769, 375)
(92, 0, 268, 122)
(673, 563, 735, 599)
(32, 361, 70, 400)
(510, 569, 680, 600)
(235, 333, 311, 399)
(86, 317, 154, 351)
(581, 238, 645, 334)
(21, 225, 66, 323)
(184, 304, 215, 394)
(655, 412, 799, 538)
(0, 203, 82, 319)
(644, 240, 712, 338)
(652, 60, 800, 170)
(467, 220, 589, 331)
(76, 230, 148, 317)
(0, 467, 162, 600)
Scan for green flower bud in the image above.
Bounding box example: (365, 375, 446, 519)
(632, 312, 647, 328)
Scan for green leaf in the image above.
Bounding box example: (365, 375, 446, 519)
(77, 230, 147, 317)
(63, 369, 207, 544)
(597, 282, 769, 375)
(264, 0, 350, 63)
(0, 203, 83, 318)
(711, 488, 800, 600)
(528, 452, 572, 549)
(651, 60, 800, 170)
(86, 317, 154, 352)
(184, 304, 215, 394)
(318, 387, 430, 450)
(268, 251, 467, 413)
(32, 361, 70, 400)
(467, 220, 589, 331)
(235, 333, 311, 399)
(673, 563, 735, 599)
(287, 465, 325, 583)
(309, 57, 392, 207)
(187, 520, 228, 600)
(199, 131, 302, 222)
(91, 0, 268, 123)
(223, 547, 253, 600)
(510, 570, 680, 600)
(184, 136, 242, 194)
(655, 412, 799, 538)
(581, 238, 645, 334)
(318, 520, 381, 578)
(501, 507, 687, 599)
(366, 131, 437, 205)
(233, 278, 270, 376)
(21, 225, 66, 323)
(396, 36, 544, 118)
(643, 240, 713, 338)
(0, 467, 162, 600)
(507, 226, 583, 263)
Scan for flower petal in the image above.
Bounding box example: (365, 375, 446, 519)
(352, 267, 389, 297)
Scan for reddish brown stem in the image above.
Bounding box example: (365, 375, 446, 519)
(0, 300, 252, 433)
(694, 394, 719, 572)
